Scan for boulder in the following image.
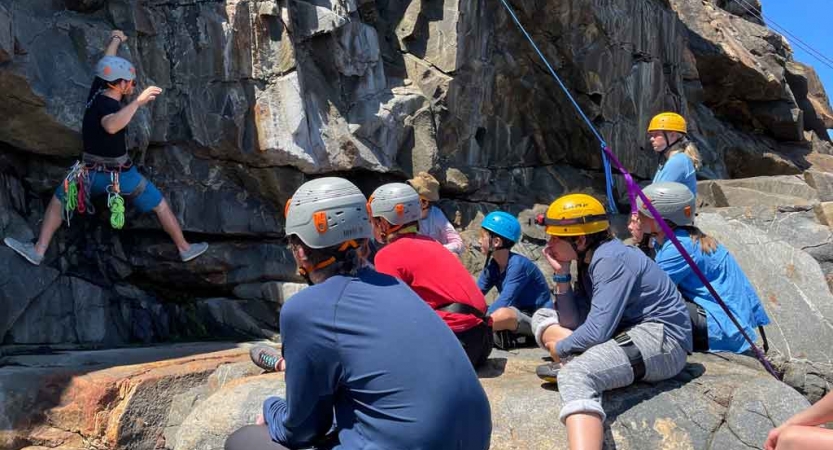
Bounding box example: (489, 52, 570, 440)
(696, 178, 833, 295)
(698, 212, 833, 367)
(697, 176, 819, 209)
(785, 61, 833, 140)
(171, 350, 809, 450)
(0, 344, 251, 450)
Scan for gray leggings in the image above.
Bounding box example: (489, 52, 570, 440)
(532, 309, 688, 423)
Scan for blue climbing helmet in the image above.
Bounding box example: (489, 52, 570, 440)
(482, 211, 522, 244)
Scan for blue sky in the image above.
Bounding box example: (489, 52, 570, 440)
(760, 0, 833, 134)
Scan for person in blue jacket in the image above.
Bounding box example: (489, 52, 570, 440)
(477, 211, 551, 348)
(637, 181, 770, 353)
(630, 112, 702, 245)
(225, 177, 491, 450)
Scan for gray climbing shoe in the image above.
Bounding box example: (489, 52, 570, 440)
(536, 362, 561, 384)
(250, 345, 281, 372)
(4, 237, 43, 266)
(180, 242, 208, 262)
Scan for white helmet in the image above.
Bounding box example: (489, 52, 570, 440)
(368, 183, 421, 226)
(637, 181, 696, 227)
(95, 56, 136, 82)
(285, 177, 372, 249)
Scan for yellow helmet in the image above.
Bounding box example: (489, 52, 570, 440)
(544, 194, 610, 237)
(648, 112, 687, 134)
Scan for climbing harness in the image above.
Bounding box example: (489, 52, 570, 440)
(59, 153, 132, 230)
(499, 0, 781, 379)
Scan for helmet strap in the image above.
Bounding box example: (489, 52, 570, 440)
(297, 240, 361, 285)
(384, 224, 418, 243)
(660, 132, 685, 158)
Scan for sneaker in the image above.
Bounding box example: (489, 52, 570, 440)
(180, 242, 209, 262)
(536, 362, 561, 384)
(250, 345, 281, 372)
(4, 237, 44, 266)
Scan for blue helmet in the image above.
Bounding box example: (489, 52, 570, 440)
(482, 211, 522, 244)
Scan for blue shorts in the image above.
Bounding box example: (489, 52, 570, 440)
(55, 166, 163, 213)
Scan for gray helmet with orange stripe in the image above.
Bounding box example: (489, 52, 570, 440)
(284, 177, 372, 249)
(95, 56, 136, 82)
(368, 183, 421, 226)
(637, 181, 696, 227)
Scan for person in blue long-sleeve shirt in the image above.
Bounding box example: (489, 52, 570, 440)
(531, 193, 691, 450)
(477, 212, 551, 348)
(629, 112, 701, 245)
(224, 178, 491, 450)
(637, 181, 770, 354)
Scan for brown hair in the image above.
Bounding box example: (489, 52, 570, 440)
(677, 225, 718, 255)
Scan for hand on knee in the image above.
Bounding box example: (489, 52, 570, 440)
(491, 307, 518, 331)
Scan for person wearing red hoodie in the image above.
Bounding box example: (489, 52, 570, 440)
(368, 182, 492, 368)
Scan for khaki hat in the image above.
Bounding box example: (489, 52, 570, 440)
(407, 172, 440, 202)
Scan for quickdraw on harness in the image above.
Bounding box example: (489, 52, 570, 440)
(61, 162, 93, 226)
(501, 0, 781, 379)
(108, 172, 125, 230)
(60, 154, 132, 230)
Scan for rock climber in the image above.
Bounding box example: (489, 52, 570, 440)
(3, 30, 208, 265)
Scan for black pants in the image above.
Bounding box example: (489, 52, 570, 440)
(686, 301, 710, 352)
(225, 425, 339, 450)
(456, 321, 493, 368)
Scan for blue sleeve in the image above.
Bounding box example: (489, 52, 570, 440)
(655, 154, 691, 184)
(486, 259, 527, 315)
(477, 265, 494, 296)
(555, 258, 636, 358)
(264, 300, 340, 447)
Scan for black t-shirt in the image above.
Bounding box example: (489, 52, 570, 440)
(82, 81, 127, 158)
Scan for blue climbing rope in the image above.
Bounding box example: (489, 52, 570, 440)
(497, 0, 618, 213)
(500, 0, 781, 379)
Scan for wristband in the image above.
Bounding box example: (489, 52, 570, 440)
(552, 273, 571, 283)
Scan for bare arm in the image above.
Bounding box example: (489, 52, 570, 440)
(101, 87, 162, 134)
(101, 101, 140, 134)
(782, 391, 833, 428)
(104, 30, 127, 56)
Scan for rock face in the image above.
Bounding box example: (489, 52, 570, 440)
(0, 0, 832, 349)
(0, 345, 811, 450)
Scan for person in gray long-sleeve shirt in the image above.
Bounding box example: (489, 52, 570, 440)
(531, 193, 692, 450)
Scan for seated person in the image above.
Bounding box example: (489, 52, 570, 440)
(532, 193, 692, 450)
(368, 183, 492, 368)
(226, 177, 492, 450)
(477, 211, 552, 349)
(637, 181, 770, 353)
(407, 172, 464, 256)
